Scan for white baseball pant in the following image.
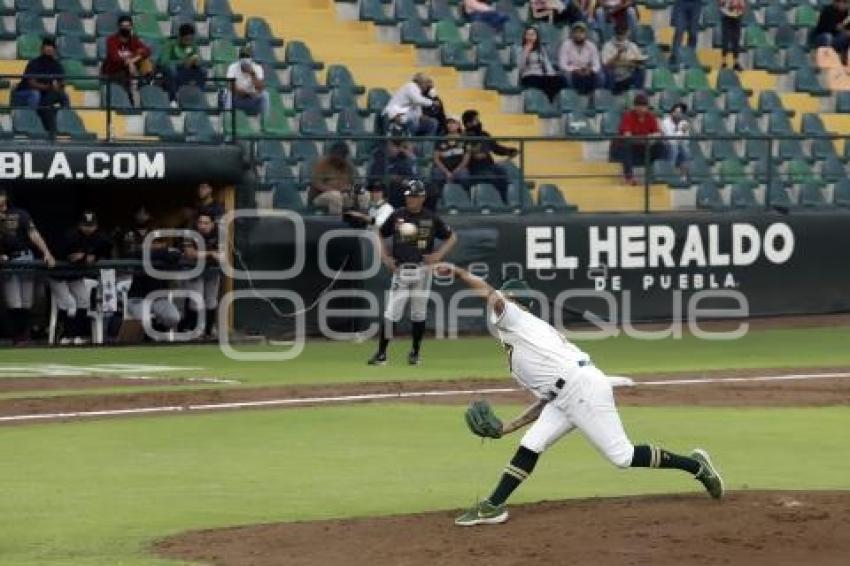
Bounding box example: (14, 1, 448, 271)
(182, 272, 222, 310)
(384, 264, 432, 323)
(127, 297, 181, 329)
(520, 365, 635, 468)
(48, 278, 91, 316)
(2, 252, 35, 309)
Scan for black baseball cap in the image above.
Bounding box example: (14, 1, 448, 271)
(79, 210, 97, 226)
(402, 179, 427, 197)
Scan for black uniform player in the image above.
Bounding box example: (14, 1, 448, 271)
(180, 211, 222, 338)
(368, 179, 457, 365)
(48, 211, 112, 344)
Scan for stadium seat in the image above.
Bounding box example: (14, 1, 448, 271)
(16, 11, 47, 36)
(753, 47, 783, 73)
(833, 92, 850, 114)
(184, 111, 221, 143)
(766, 180, 794, 207)
(773, 25, 797, 50)
(745, 138, 769, 162)
(758, 91, 790, 116)
(744, 24, 772, 49)
(400, 19, 437, 48)
(724, 87, 752, 114)
(834, 179, 850, 207)
(692, 89, 721, 114)
(471, 183, 508, 214)
(133, 13, 163, 42)
(289, 139, 319, 163)
(483, 63, 521, 95)
(600, 110, 622, 136)
(795, 5, 819, 29)
(57, 35, 97, 65)
(687, 154, 713, 184)
(144, 111, 182, 141)
(56, 12, 92, 39)
(329, 88, 361, 114)
(325, 65, 365, 94)
(658, 89, 682, 113)
(93, 0, 119, 14)
(564, 112, 597, 136)
(264, 160, 296, 185)
(710, 139, 740, 163)
(294, 88, 325, 114)
(205, 0, 240, 22)
(222, 110, 257, 137)
(785, 45, 809, 71)
(591, 89, 622, 114)
(441, 42, 477, 71)
(696, 181, 726, 211)
(272, 183, 306, 212)
(820, 154, 846, 182)
(393, 0, 421, 21)
(768, 111, 794, 135)
(795, 67, 829, 96)
(359, 0, 397, 26)
(336, 108, 367, 136)
(290, 64, 326, 91)
(132, 0, 167, 20)
(429, 0, 457, 23)
(139, 84, 171, 110)
(730, 183, 760, 209)
(12, 108, 49, 139)
(787, 159, 816, 184)
(720, 158, 748, 185)
(246, 17, 283, 46)
(651, 160, 687, 188)
(700, 109, 729, 135)
(778, 139, 807, 162)
(734, 109, 763, 135)
(54, 109, 95, 140)
(285, 41, 323, 69)
(17, 34, 42, 60)
(684, 68, 712, 94)
(106, 84, 135, 113)
(650, 67, 679, 93)
(299, 109, 329, 135)
(168, 0, 199, 19)
(250, 40, 283, 68)
(441, 183, 473, 214)
(537, 184, 575, 213)
(208, 15, 238, 40)
(469, 20, 505, 47)
(56, 0, 92, 16)
(716, 68, 744, 92)
(256, 140, 287, 164)
(62, 59, 99, 90)
(556, 88, 587, 114)
(95, 12, 118, 37)
(366, 88, 391, 116)
(523, 89, 559, 118)
(476, 39, 513, 70)
(176, 85, 210, 111)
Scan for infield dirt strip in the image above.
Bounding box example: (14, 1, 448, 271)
(154, 491, 850, 566)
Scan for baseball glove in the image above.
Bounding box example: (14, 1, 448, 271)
(464, 400, 503, 439)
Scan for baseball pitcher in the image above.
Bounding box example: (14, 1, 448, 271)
(368, 179, 457, 366)
(439, 265, 724, 526)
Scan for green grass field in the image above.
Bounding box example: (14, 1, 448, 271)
(1, 326, 849, 565)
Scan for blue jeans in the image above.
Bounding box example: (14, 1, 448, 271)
(12, 88, 69, 132)
(564, 70, 604, 95)
(469, 10, 509, 31)
(432, 166, 470, 189)
(594, 7, 638, 34)
(670, 0, 702, 63)
(228, 90, 270, 116)
(412, 115, 439, 137)
(667, 142, 690, 168)
(604, 67, 646, 94)
(161, 63, 207, 99)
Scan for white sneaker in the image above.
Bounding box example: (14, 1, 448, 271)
(72, 337, 87, 346)
(59, 337, 73, 346)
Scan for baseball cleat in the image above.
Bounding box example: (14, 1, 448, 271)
(454, 500, 508, 527)
(367, 352, 387, 366)
(692, 448, 724, 500)
(407, 351, 420, 366)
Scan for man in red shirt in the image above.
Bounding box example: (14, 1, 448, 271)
(614, 92, 665, 185)
(100, 15, 152, 104)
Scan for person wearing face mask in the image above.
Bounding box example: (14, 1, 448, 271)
(462, 109, 519, 203)
(601, 23, 647, 94)
(383, 73, 440, 137)
(158, 22, 206, 101)
(661, 103, 691, 175)
(12, 37, 69, 134)
(558, 22, 603, 95)
(101, 15, 152, 104)
(224, 46, 271, 116)
(518, 26, 565, 102)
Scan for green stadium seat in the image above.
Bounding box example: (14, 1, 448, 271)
(657, 89, 682, 113)
(205, 0, 240, 22)
(731, 183, 760, 209)
(696, 181, 726, 211)
(752, 46, 784, 73)
(834, 179, 850, 206)
(139, 84, 170, 110)
(57, 36, 97, 65)
(169, 0, 199, 20)
(61, 59, 98, 90)
(93, 0, 119, 14)
(441, 183, 473, 213)
(435, 19, 465, 46)
(95, 12, 118, 37)
(642, 43, 665, 69)
(56, 0, 93, 16)
(401, 19, 437, 48)
(12, 108, 49, 139)
(132, 0, 167, 21)
(778, 138, 807, 161)
(744, 24, 772, 49)
(256, 140, 287, 164)
(264, 160, 296, 186)
(299, 109, 329, 135)
(223, 109, 257, 137)
(651, 160, 687, 188)
(260, 108, 295, 136)
(17, 34, 43, 60)
(184, 111, 221, 143)
(684, 68, 712, 93)
(208, 15, 238, 40)
(360, 0, 397, 26)
(687, 154, 712, 184)
(294, 87, 325, 114)
(836, 92, 850, 113)
(773, 25, 797, 49)
(744, 138, 769, 162)
(537, 22, 562, 48)
(290, 64, 326, 92)
(700, 1, 720, 29)
(175, 85, 210, 111)
(502, 19, 524, 46)
(758, 91, 792, 116)
(329, 88, 360, 114)
(211, 38, 238, 65)
(523, 89, 559, 118)
(106, 84, 135, 113)
(633, 24, 654, 47)
(326, 65, 365, 94)
(764, 5, 789, 28)
(591, 89, 621, 114)
(716, 68, 744, 92)
(429, 0, 457, 23)
(794, 5, 818, 29)
(720, 158, 748, 185)
(285, 41, 322, 69)
(367, 88, 391, 115)
(336, 107, 366, 136)
(599, 109, 622, 136)
(820, 154, 846, 182)
(246, 17, 283, 46)
(441, 42, 477, 71)
(250, 41, 283, 68)
(556, 88, 586, 114)
(700, 109, 729, 135)
(469, 20, 505, 47)
(692, 89, 721, 114)
(506, 182, 532, 213)
(795, 67, 829, 96)
(650, 67, 679, 93)
(476, 40, 512, 69)
(787, 159, 816, 184)
(272, 183, 306, 212)
(56, 12, 92, 39)
(483, 63, 521, 94)
(144, 111, 183, 141)
(735, 109, 763, 135)
(710, 140, 740, 163)
(134, 13, 163, 42)
(798, 182, 828, 207)
(785, 44, 809, 71)
(471, 183, 508, 213)
(297, 156, 318, 189)
(537, 184, 576, 213)
(15, 0, 50, 15)
(289, 140, 319, 164)
(564, 112, 597, 136)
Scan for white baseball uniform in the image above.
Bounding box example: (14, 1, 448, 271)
(489, 294, 635, 468)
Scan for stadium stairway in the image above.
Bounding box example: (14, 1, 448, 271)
(231, 0, 671, 212)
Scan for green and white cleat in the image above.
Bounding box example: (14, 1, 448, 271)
(454, 499, 509, 527)
(692, 448, 724, 500)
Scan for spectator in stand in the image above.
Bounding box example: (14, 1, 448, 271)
(101, 15, 153, 104)
(11, 37, 69, 134)
(669, 0, 704, 67)
(369, 117, 419, 208)
(308, 142, 357, 215)
(196, 182, 225, 221)
(433, 116, 471, 191)
(719, 0, 745, 71)
(613, 92, 666, 185)
(595, 0, 638, 34)
(518, 26, 565, 102)
(115, 206, 182, 336)
(661, 103, 691, 176)
(180, 212, 222, 339)
(601, 23, 647, 94)
(462, 109, 519, 203)
(343, 184, 394, 231)
(528, 0, 587, 26)
(158, 22, 206, 101)
(383, 73, 441, 137)
(464, 0, 510, 30)
(224, 46, 270, 116)
(558, 22, 603, 95)
(422, 89, 448, 136)
(49, 211, 112, 346)
(0, 188, 55, 344)
(812, 0, 850, 64)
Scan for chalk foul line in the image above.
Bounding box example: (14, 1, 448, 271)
(0, 372, 848, 424)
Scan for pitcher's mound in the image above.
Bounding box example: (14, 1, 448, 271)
(155, 491, 850, 566)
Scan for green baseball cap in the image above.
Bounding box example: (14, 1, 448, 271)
(499, 279, 534, 309)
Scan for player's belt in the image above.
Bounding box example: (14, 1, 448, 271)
(551, 360, 593, 394)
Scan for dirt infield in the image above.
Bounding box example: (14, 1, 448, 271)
(154, 490, 850, 566)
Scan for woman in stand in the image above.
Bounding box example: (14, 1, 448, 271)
(517, 26, 565, 102)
